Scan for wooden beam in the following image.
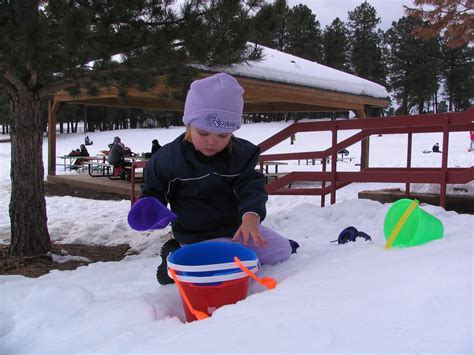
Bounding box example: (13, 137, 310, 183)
(47, 100, 59, 176)
(355, 109, 370, 169)
(65, 97, 184, 111)
(54, 80, 170, 102)
(237, 77, 389, 108)
(244, 102, 363, 113)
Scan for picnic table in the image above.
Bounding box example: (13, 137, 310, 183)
(258, 161, 289, 183)
(57, 155, 78, 171)
(297, 157, 330, 165)
(124, 156, 147, 163)
(82, 161, 116, 178)
(297, 152, 355, 165)
(261, 161, 288, 174)
(84, 156, 148, 182)
(57, 155, 104, 171)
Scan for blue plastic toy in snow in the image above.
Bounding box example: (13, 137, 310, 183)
(128, 197, 176, 231)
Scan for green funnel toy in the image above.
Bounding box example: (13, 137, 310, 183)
(384, 198, 444, 248)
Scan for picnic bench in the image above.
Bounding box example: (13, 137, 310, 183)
(258, 161, 289, 183)
(297, 157, 330, 165)
(337, 156, 355, 162)
(261, 161, 288, 174)
(297, 153, 355, 165)
(82, 161, 121, 179)
(57, 155, 104, 172)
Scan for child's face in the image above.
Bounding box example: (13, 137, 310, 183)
(190, 126, 232, 157)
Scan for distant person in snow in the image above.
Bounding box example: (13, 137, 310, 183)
(84, 136, 93, 146)
(432, 143, 441, 153)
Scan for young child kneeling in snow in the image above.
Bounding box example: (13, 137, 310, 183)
(141, 73, 299, 285)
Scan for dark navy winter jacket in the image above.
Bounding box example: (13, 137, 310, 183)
(141, 134, 267, 244)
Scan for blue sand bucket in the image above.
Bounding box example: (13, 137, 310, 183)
(128, 197, 176, 231)
(167, 242, 259, 322)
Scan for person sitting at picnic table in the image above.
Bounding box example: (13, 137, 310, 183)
(151, 139, 161, 155)
(107, 136, 133, 179)
(70, 144, 90, 170)
(144, 139, 162, 158)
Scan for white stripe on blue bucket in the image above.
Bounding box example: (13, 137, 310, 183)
(166, 241, 260, 285)
(167, 258, 258, 272)
(169, 266, 260, 284)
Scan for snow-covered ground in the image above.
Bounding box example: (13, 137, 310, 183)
(0, 121, 472, 354)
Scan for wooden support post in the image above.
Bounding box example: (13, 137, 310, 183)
(330, 126, 338, 204)
(355, 109, 369, 169)
(440, 119, 450, 209)
(47, 100, 61, 176)
(405, 132, 412, 197)
(321, 158, 326, 207)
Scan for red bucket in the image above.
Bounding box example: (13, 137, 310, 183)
(179, 278, 249, 322)
(168, 242, 259, 322)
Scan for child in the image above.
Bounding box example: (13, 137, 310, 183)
(141, 73, 299, 285)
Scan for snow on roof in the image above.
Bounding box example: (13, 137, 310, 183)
(196, 44, 389, 99)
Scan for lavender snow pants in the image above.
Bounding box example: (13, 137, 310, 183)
(210, 225, 292, 265)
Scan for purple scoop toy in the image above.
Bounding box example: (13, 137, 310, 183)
(128, 197, 176, 231)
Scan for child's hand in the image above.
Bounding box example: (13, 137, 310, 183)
(232, 213, 267, 247)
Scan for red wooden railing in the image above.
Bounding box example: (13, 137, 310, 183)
(258, 108, 474, 209)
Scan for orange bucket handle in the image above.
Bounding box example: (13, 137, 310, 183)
(234, 256, 277, 290)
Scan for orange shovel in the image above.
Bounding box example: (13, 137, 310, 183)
(169, 268, 209, 321)
(234, 256, 277, 290)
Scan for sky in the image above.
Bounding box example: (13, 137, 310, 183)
(0, 120, 472, 354)
(287, 0, 412, 30)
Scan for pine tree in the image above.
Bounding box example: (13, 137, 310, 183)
(405, 0, 473, 48)
(249, 0, 289, 51)
(0, 0, 262, 256)
(347, 1, 387, 86)
(322, 18, 350, 72)
(440, 43, 474, 111)
(386, 16, 442, 114)
(285, 4, 322, 62)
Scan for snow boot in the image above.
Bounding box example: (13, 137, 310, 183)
(156, 239, 181, 285)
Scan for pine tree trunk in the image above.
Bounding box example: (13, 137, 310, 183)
(9, 92, 51, 256)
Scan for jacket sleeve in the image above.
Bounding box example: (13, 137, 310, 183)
(233, 147, 268, 222)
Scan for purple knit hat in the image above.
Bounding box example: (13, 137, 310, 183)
(183, 73, 244, 133)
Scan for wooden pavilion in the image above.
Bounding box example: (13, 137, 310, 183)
(47, 45, 389, 176)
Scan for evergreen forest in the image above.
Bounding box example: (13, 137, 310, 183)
(0, 0, 472, 135)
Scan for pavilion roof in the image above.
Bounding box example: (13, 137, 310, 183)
(53, 44, 389, 113)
